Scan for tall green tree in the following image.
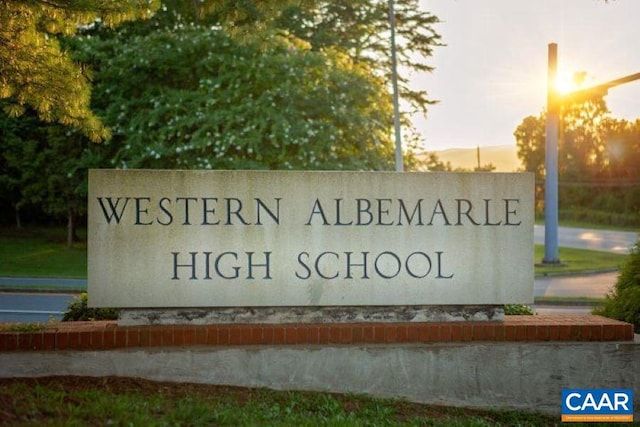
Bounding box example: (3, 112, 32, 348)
(0, 109, 48, 227)
(92, 0, 441, 154)
(275, 1, 441, 119)
(0, 108, 91, 243)
(72, 25, 397, 170)
(0, 0, 157, 141)
(515, 99, 611, 181)
(560, 99, 610, 179)
(514, 114, 547, 180)
(39, 126, 93, 245)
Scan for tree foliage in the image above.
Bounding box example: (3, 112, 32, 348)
(0, 110, 48, 227)
(89, 0, 440, 147)
(513, 114, 546, 178)
(419, 152, 452, 172)
(0, 108, 91, 242)
(514, 99, 640, 225)
(103, 0, 441, 116)
(0, 0, 157, 141)
(0, 1, 443, 233)
(275, 0, 441, 116)
(73, 0, 440, 170)
(72, 26, 396, 170)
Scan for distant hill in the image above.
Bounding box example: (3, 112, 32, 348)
(420, 145, 521, 172)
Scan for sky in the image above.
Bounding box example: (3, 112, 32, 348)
(413, 0, 640, 151)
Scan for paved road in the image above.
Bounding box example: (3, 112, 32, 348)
(0, 278, 84, 323)
(534, 225, 637, 254)
(0, 292, 76, 323)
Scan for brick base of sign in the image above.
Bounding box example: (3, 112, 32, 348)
(0, 315, 633, 352)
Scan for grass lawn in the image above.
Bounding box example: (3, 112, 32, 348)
(1, 376, 560, 426)
(533, 245, 627, 276)
(0, 227, 87, 278)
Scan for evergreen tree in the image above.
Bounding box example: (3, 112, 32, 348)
(0, 0, 157, 141)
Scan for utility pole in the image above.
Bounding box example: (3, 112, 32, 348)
(543, 43, 560, 264)
(389, 0, 403, 172)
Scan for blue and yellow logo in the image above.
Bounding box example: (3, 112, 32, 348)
(562, 389, 633, 422)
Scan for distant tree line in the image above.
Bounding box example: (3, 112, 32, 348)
(515, 98, 640, 227)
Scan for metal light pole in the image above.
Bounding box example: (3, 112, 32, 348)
(389, 0, 403, 172)
(543, 43, 560, 264)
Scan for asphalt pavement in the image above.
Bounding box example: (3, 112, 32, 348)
(533, 224, 637, 254)
(0, 278, 84, 323)
(0, 292, 76, 322)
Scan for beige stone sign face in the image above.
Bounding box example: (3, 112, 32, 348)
(88, 170, 534, 308)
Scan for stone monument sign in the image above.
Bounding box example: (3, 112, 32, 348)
(88, 170, 534, 308)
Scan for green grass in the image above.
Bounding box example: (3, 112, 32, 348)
(0, 377, 562, 426)
(0, 227, 87, 278)
(534, 245, 626, 276)
(0, 322, 48, 333)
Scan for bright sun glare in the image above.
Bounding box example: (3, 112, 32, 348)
(553, 71, 587, 95)
(553, 74, 579, 95)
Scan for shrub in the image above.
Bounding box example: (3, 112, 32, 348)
(62, 293, 119, 321)
(504, 304, 535, 315)
(0, 322, 46, 332)
(594, 240, 640, 329)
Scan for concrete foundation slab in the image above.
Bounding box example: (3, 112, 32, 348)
(2, 339, 638, 416)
